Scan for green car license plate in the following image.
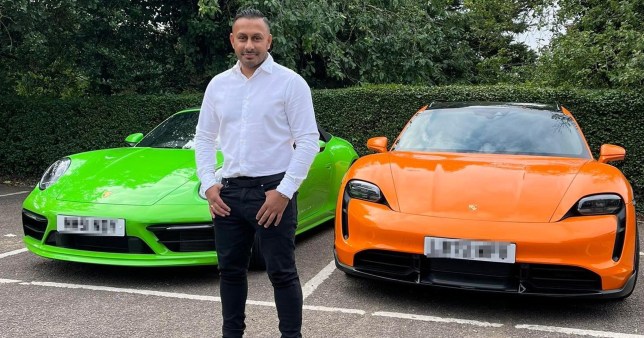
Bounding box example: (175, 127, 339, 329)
(57, 215, 125, 236)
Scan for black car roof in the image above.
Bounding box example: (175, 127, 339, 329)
(429, 102, 560, 112)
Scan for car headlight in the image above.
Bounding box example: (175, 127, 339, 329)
(347, 180, 382, 202)
(39, 157, 71, 190)
(198, 168, 223, 200)
(577, 194, 622, 215)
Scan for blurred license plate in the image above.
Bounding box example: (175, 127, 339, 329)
(424, 237, 516, 263)
(57, 215, 125, 236)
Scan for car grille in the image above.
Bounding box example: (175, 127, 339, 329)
(612, 207, 627, 261)
(147, 223, 215, 252)
(522, 264, 602, 293)
(22, 209, 48, 240)
(353, 250, 420, 282)
(44, 231, 154, 254)
(425, 258, 517, 291)
(353, 249, 602, 294)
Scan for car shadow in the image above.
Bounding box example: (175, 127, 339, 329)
(31, 259, 219, 287)
(339, 272, 640, 322)
(295, 219, 335, 245)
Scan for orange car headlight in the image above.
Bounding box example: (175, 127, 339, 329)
(576, 194, 622, 215)
(347, 180, 382, 203)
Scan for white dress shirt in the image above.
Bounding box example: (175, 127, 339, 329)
(195, 54, 319, 199)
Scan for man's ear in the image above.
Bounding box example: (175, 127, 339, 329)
(229, 32, 234, 47)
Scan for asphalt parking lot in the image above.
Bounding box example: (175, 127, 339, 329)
(1, 183, 643, 338)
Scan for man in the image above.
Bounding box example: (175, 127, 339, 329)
(194, 8, 319, 338)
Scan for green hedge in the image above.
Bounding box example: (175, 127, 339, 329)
(0, 94, 202, 180)
(1, 85, 642, 205)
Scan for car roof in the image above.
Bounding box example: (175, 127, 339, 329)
(429, 102, 560, 112)
(177, 107, 201, 114)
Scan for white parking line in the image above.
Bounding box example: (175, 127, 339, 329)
(31, 280, 221, 301)
(516, 324, 644, 338)
(304, 305, 365, 315)
(302, 260, 336, 300)
(2, 277, 642, 336)
(2, 278, 366, 315)
(373, 311, 503, 328)
(0, 248, 27, 259)
(0, 191, 30, 197)
(0, 278, 21, 284)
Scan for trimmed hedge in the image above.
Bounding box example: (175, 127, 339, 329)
(0, 94, 202, 180)
(1, 85, 642, 205)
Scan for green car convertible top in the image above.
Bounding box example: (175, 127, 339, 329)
(22, 108, 358, 268)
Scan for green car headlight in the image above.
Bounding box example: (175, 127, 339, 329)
(577, 194, 622, 215)
(39, 157, 71, 190)
(347, 180, 382, 202)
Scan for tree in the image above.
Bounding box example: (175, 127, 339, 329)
(0, 0, 547, 96)
(461, 0, 542, 84)
(0, 0, 228, 97)
(534, 0, 644, 89)
(200, 0, 544, 87)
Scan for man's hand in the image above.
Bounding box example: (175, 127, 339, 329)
(256, 190, 290, 227)
(205, 183, 231, 218)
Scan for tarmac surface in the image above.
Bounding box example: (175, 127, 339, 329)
(1, 183, 643, 338)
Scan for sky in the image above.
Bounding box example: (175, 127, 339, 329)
(515, 26, 555, 51)
(514, 5, 562, 51)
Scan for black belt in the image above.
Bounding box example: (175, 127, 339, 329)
(222, 172, 285, 188)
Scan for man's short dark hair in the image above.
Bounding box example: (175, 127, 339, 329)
(234, 8, 270, 29)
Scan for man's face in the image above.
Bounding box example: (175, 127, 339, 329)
(230, 18, 272, 74)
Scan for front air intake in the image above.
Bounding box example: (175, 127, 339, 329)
(147, 223, 216, 252)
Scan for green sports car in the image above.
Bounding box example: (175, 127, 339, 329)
(22, 108, 358, 267)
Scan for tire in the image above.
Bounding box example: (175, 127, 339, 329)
(249, 232, 266, 271)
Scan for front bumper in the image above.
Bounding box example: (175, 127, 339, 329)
(22, 195, 218, 267)
(334, 249, 638, 299)
(335, 199, 638, 298)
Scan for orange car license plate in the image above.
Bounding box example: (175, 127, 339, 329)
(424, 237, 516, 263)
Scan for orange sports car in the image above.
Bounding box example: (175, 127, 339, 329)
(334, 102, 639, 299)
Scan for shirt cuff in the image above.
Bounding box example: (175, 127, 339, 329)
(199, 180, 216, 197)
(199, 170, 223, 196)
(276, 182, 296, 200)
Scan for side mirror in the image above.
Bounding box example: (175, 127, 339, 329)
(367, 137, 388, 153)
(125, 133, 144, 147)
(598, 144, 625, 163)
(318, 140, 327, 152)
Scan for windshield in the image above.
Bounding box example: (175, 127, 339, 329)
(393, 106, 590, 158)
(137, 111, 200, 149)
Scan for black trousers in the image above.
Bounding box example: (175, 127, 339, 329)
(215, 174, 303, 338)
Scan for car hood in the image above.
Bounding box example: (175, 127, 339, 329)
(56, 148, 197, 206)
(388, 152, 588, 222)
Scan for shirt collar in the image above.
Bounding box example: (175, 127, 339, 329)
(233, 53, 274, 76)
